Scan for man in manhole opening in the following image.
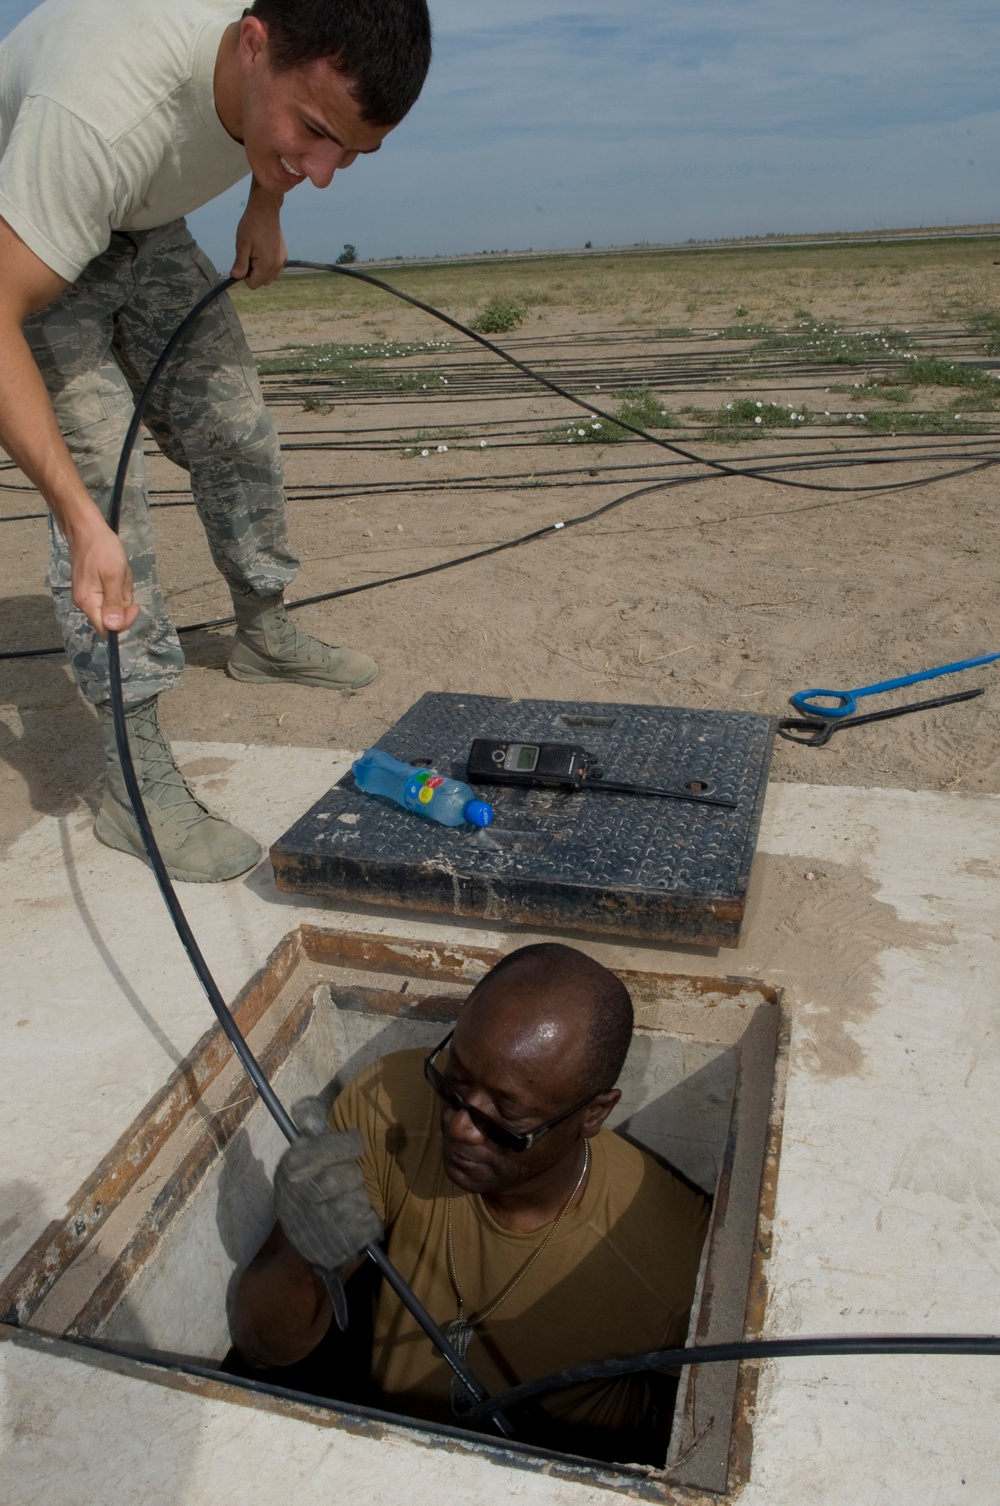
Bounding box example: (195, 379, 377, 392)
(232, 943, 710, 1466)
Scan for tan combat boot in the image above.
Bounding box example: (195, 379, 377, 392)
(94, 696, 262, 882)
(226, 594, 377, 690)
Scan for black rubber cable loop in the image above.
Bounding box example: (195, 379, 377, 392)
(10, 432, 1000, 513)
(101, 273, 512, 1438)
(284, 259, 997, 497)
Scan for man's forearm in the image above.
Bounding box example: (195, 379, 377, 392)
(233, 1230, 335, 1368)
(247, 174, 284, 217)
(0, 216, 138, 636)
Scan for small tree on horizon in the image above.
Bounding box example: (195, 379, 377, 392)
(336, 243, 358, 264)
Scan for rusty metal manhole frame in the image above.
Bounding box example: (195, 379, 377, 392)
(0, 928, 787, 1501)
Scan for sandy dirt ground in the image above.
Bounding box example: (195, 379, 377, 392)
(3, 241, 999, 856)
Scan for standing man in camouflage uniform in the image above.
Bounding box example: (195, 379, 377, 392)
(0, 0, 432, 881)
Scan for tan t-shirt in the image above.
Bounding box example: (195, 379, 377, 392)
(331, 1048, 709, 1434)
(0, 0, 249, 282)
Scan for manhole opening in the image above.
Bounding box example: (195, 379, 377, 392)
(2, 929, 786, 1500)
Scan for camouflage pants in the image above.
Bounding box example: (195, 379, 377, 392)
(25, 219, 297, 707)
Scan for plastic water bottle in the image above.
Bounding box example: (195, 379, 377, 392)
(352, 748, 494, 828)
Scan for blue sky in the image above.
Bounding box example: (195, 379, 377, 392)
(3, 0, 998, 268)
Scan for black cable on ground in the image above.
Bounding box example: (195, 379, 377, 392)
(286, 260, 1000, 500)
(2, 437, 998, 520)
(9, 431, 1000, 515)
(4, 441, 998, 660)
(101, 273, 512, 1439)
(166, 470, 711, 633)
(0, 468, 699, 658)
(3, 264, 997, 661)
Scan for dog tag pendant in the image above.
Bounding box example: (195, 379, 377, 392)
(446, 1319, 476, 1416)
(446, 1318, 474, 1359)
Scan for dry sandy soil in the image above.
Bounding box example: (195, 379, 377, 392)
(3, 236, 999, 855)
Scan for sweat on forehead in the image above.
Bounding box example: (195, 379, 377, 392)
(459, 943, 634, 1094)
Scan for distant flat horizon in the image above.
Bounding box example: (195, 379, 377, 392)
(295, 221, 1000, 271)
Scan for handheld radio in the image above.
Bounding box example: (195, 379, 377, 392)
(466, 739, 736, 810)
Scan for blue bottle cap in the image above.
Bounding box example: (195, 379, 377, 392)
(464, 800, 494, 828)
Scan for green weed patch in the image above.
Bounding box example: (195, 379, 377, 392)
(699, 397, 813, 440)
(829, 381, 915, 403)
(862, 410, 987, 435)
(753, 318, 911, 365)
(400, 428, 471, 457)
(900, 354, 997, 392)
(470, 299, 527, 334)
(258, 338, 449, 393)
(615, 387, 678, 429)
(258, 339, 445, 374)
(719, 322, 776, 340)
(548, 388, 677, 444)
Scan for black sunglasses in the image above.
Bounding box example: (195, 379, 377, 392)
(423, 1029, 600, 1153)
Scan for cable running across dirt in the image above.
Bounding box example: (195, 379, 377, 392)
(6, 436, 999, 515)
(286, 260, 996, 496)
(7, 438, 996, 660)
(3, 396, 998, 661)
(3, 258, 998, 659)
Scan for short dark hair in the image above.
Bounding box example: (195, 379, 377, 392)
(249, 0, 432, 125)
(483, 943, 635, 1097)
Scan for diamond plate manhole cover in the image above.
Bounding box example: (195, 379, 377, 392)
(270, 692, 775, 946)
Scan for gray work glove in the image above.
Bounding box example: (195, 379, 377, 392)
(274, 1097, 383, 1272)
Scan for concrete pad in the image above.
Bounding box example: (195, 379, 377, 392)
(2, 743, 1000, 1503)
(0, 1325, 624, 1506)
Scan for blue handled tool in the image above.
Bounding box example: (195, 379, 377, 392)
(790, 652, 1000, 719)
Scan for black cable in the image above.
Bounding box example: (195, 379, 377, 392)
(11, 432, 999, 518)
(176, 471, 708, 633)
(3, 265, 997, 665)
(5, 446, 997, 661)
(0, 470, 698, 658)
(284, 260, 998, 498)
(3, 438, 998, 523)
(462, 1332, 1000, 1422)
(5, 435, 998, 660)
(101, 273, 512, 1439)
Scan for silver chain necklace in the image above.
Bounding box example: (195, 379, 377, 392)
(445, 1141, 590, 1415)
